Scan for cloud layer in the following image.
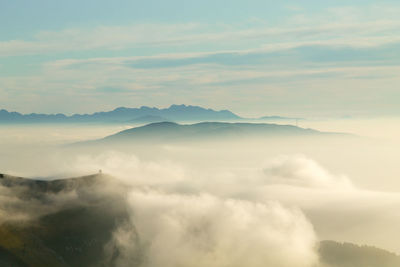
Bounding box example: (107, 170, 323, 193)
(2, 124, 400, 264)
(111, 191, 317, 267)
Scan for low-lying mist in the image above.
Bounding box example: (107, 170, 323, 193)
(1, 119, 400, 266)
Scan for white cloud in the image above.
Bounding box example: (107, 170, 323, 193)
(262, 155, 353, 189)
(111, 190, 317, 267)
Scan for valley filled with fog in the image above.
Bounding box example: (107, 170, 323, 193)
(1, 118, 400, 267)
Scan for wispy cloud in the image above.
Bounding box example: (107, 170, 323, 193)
(1, 2, 400, 116)
(1, 4, 400, 57)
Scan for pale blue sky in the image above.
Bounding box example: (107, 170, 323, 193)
(1, 0, 399, 117)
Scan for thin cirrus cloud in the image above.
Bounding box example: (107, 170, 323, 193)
(0, 24, 399, 58)
(1, 7, 400, 58)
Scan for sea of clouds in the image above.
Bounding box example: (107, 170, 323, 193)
(1, 124, 400, 266)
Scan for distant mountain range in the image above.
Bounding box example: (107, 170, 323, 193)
(0, 105, 239, 124)
(0, 173, 398, 267)
(0, 104, 300, 124)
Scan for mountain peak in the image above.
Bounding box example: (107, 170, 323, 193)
(169, 104, 187, 108)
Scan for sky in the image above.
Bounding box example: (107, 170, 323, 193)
(1, 0, 400, 117)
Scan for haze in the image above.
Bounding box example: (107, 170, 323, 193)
(1, 1, 400, 266)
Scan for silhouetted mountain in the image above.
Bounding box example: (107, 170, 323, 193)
(92, 121, 324, 144)
(0, 109, 68, 123)
(319, 240, 400, 267)
(0, 105, 239, 124)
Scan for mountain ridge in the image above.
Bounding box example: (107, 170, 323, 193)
(93, 121, 324, 145)
(0, 104, 240, 123)
(0, 104, 301, 124)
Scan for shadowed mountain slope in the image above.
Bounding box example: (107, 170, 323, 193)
(92, 121, 329, 145)
(0, 173, 131, 267)
(319, 240, 400, 267)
